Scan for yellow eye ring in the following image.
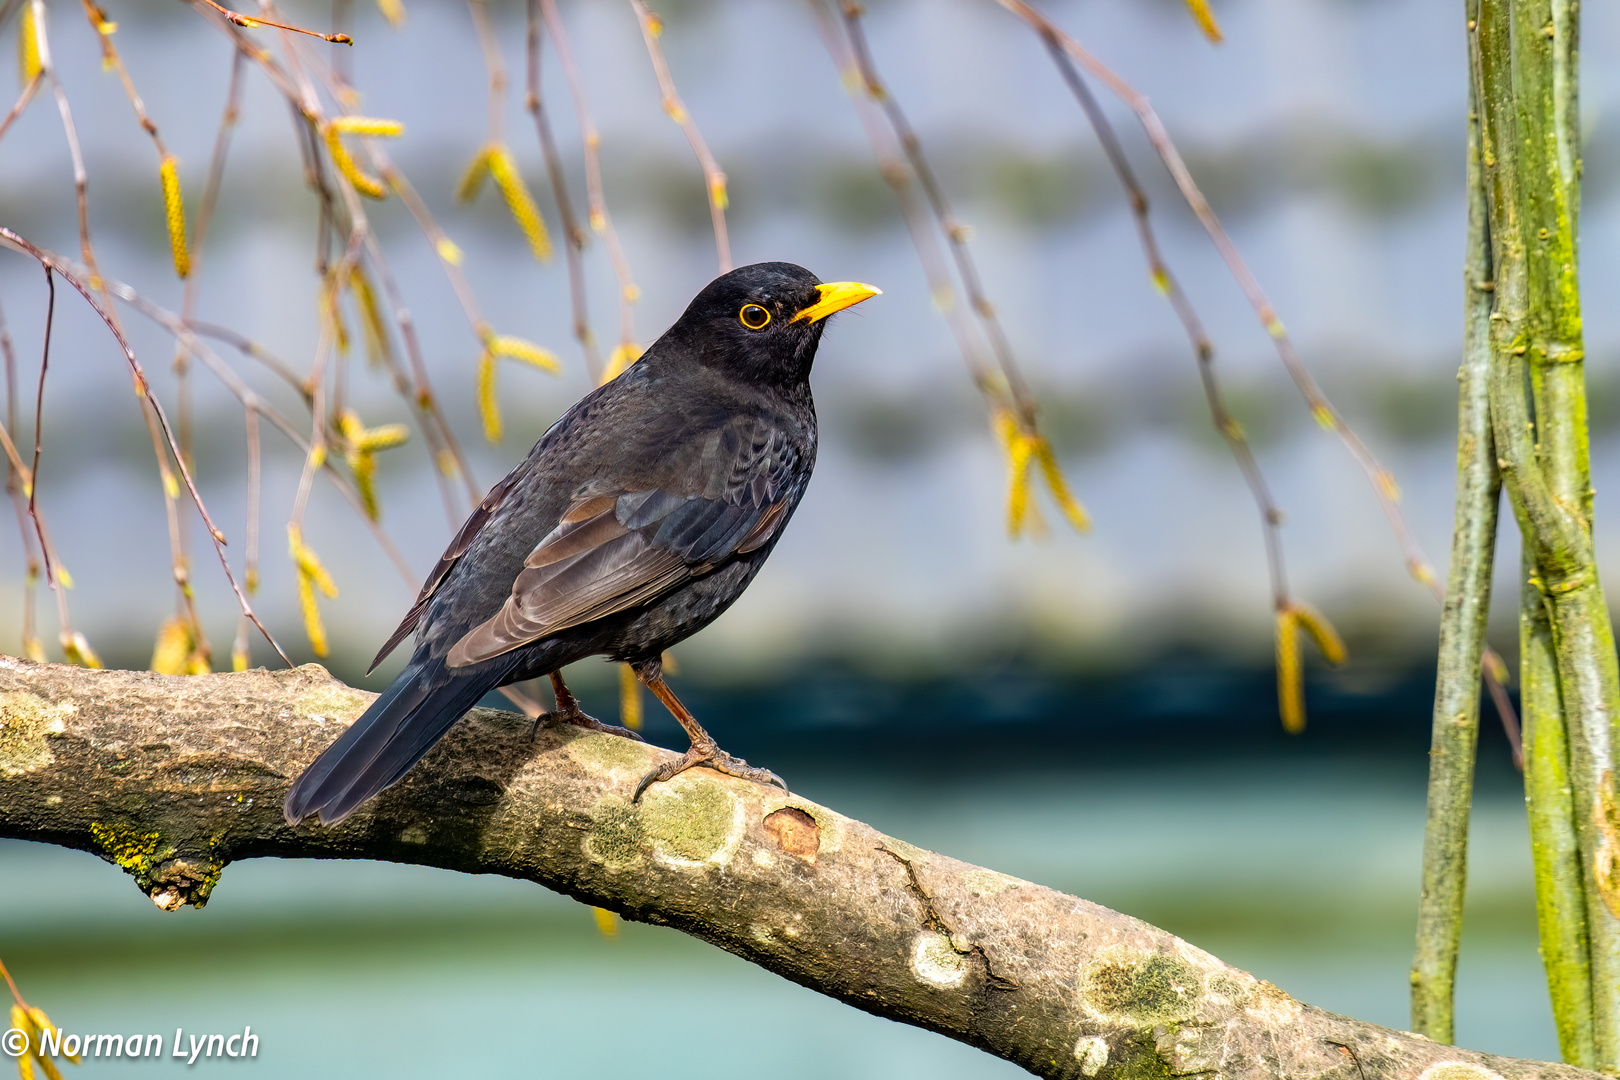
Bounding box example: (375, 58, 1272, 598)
(738, 304, 772, 330)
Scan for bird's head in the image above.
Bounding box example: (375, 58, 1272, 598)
(665, 262, 880, 386)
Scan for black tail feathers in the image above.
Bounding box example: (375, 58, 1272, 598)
(283, 661, 498, 826)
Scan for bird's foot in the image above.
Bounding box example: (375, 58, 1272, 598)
(632, 741, 786, 802)
(535, 703, 646, 743)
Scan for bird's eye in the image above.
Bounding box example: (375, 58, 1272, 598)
(738, 304, 772, 330)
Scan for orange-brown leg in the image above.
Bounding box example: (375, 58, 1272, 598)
(630, 657, 784, 801)
(539, 671, 644, 742)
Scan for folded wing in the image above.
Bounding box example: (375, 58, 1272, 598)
(446, 422, 801, 668)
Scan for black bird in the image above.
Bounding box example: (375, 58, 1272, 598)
(284, 262, 879, 826)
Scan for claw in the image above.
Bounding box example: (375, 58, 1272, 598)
(538, 703, 647, 743)
(632, 741, 786, 802)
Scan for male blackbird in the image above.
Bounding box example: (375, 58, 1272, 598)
(284, 262, 879, 826)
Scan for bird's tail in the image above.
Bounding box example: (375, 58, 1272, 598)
(283, 661, 498, 826)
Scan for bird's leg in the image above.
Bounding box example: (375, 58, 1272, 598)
(630, 658, 785, 801)
(536, 671, 644, 742)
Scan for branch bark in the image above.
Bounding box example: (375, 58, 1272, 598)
(0, 657, 1598, 1080)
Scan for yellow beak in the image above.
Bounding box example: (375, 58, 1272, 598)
(792, 281, 882, 324)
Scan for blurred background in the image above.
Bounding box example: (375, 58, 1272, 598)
(4, 0, 1617, 1072)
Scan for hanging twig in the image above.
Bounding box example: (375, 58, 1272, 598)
(194, 0, 352, 44)
(629, 0, 731, 273)
(0, 228, 293, 667)
(540, 0, 640, 357)
(525, 0, 601, 381)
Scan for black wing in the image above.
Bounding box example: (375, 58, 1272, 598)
(366, 465, 524, 674)
(445, 418, 802, 668)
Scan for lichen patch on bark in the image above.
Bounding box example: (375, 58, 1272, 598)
(1074, 1035, 1109, 1077)
(1422, 1064, 1507, 1080)
(0, 691, 73, 775)
(640, 780, 743, 867)
(911, 929, 968, 988)
(563, 729, 657, 777)
(1079, 949, 1204, 1025)
(584, 797, 646, 868)
(293, 683, 372, 723)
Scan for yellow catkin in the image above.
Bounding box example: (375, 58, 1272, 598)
(454, 145, 493, 204)
(1033, 440, 1091, 533)
(346, 265, 390, 366)
(322, 273, 351, 357)
(477, 348, 501, 443)
(329, 116, 404, 138)
(339, 410, 408, 521)
(489, 335, 560, 373)
(18, 2, 40, 86)
(55, 565, 73, 589)
(322, 122, 387, 200)
(435, 236, 464, 266)
(61, 631, 102, 669)
(591, 906, 619, 938)
(618, 662, 643, 731)
(1181, 0, 1224, 42)
(358, 423, 408, 453)
(376, 0, 406, 27)
(1275, 607, 1304, 734)
(353, 451, 379, 520)
(23, 635, 45, 662)
(159, 155, 190, 279)
(152, 616, 210, 675)
(486, 146, 553, 261)
(288, 525, 336, 657)
(150, 617, 193, 675)
(296, 573, 328, 657)
(708, 174, 729, 211)
(288, 525, 338, 598)
(232, 642, 250, 672)
(600, 342, 642, 385)
(992, 408, 1037, 538)
(337, 411, 378, 520)
(1293, 602, 1348, 666)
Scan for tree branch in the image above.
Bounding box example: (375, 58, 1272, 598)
(0, 658, 1598, 1080)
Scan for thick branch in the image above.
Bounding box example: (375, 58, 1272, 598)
(0, 658, 1598, 1080)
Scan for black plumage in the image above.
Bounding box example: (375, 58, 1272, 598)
(284, 262, 878, 826)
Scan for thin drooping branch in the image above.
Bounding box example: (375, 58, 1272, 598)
(630, 0, 731, 274)
(0, 658, 1603, 1080)
(0, 230, 291, 669)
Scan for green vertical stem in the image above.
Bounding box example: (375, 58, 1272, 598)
(1410, 77, 1501, 1043)
(1476, 0, 1620, 1062)
(1523, 555, 1597, 1066)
